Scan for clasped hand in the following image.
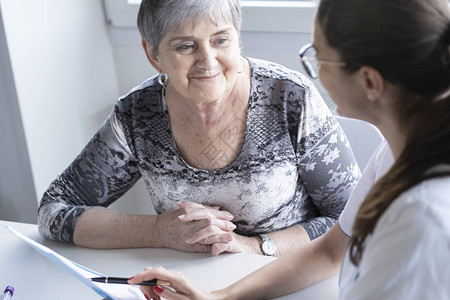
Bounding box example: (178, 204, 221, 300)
(155, 201, 251, 256)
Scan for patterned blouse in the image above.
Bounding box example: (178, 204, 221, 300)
(38, 58, 360, 243)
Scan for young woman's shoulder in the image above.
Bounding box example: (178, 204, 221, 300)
(388, 170, 450, 230)
(342, 171, 450, 300)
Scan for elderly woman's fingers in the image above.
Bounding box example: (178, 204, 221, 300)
(184, 218, 235, 244)
(186, 228, 233, 245)
(179, 207, 234, 222)
(156, 207, 237, 253)
(211, 242, 232, 256)
(177, 201, 219, 210)
(196, 217, 236, 232)
(156, 209, 213, 253)
(177, 201, 234, 221)
(210, 232, 252, 256)
(177, 201, 203, 208)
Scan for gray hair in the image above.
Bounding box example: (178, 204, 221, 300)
(137, 0, 242, 50)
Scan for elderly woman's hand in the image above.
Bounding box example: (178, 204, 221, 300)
(128, 266, 226, 300)
(202, 232, 260, 256)
(155, 201, 236, 253)
(179, 201, 260, 256)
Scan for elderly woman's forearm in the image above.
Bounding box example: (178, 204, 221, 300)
(73, 207, 162, 248)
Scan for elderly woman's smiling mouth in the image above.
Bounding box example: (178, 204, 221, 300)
(190, 72, 222, 81)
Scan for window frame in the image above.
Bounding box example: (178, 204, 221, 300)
(103, 0, 318, 34)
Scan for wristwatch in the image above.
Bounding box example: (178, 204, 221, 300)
(258, 233, 276, 256)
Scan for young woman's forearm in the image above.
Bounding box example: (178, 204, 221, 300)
(217, 223, 349, 299)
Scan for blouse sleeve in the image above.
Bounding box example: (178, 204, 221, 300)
(296, 83, 361, 239)
(37, 106, 141, 243)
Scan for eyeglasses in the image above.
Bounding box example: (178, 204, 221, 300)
(298, 43, 346, 79)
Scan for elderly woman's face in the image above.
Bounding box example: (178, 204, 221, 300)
(148, 17, 242, 103)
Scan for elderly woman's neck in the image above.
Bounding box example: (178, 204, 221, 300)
(190, 95, 248, 127)
(165, 75, 250, 129)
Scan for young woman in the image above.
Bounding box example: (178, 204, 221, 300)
(129, 0, 450, 299)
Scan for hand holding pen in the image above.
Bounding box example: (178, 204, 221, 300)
(91, 277, 170, 286)
(92, 274, 176, 300)
(128, 266, 213, 300)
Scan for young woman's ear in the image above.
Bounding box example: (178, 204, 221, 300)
(141, 38, 162, 73)
(358, 66, 385, 101)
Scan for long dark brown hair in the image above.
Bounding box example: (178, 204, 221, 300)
(317, 0, 450, 265)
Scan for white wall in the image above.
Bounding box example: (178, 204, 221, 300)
(0, 0, 156, 221)
(1, 0, 118, 197)
(0, 5, 37, 223)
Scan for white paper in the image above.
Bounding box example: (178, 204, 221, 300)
(0, 223, 146, 300)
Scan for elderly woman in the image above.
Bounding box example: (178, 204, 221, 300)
(37, 0, 359, 257)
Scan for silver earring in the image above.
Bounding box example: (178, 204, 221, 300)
(158, 73, 168, 86)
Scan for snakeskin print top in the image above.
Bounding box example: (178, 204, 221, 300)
(38, 58, 360, 243)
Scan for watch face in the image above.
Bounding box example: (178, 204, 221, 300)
(262, 240, 276, 255)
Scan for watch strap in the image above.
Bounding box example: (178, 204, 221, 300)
(259, 233, 270, 242)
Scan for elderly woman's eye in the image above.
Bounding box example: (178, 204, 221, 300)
(176, 43, 195, 51)
(214, 36, 230, 46)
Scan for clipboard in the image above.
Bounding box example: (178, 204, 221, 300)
(0, 223, 146, 300)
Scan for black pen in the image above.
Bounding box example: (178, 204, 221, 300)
(90, 277, 171, 286)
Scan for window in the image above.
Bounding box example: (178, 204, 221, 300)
(106, 0, 317, 31)
(127, 0, 313, 5)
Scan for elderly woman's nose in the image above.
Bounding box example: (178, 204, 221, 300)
(195, 46, 218, 69)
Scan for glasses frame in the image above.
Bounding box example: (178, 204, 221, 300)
(298, 43, 346, 79)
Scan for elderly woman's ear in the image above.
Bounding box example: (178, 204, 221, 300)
(141, 38, 162, 73)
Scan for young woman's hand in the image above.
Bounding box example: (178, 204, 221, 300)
(128, 266, 227, 300)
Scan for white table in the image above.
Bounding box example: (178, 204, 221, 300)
(0, 220, 338, 300)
